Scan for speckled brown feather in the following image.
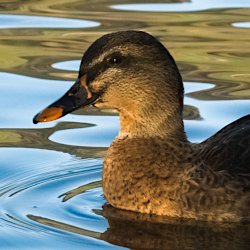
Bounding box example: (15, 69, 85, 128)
(103, 130, 249, 222)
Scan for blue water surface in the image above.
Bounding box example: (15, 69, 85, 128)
(0, 14, 100, 29)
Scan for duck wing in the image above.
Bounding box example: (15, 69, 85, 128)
(199, 114, 250, 175)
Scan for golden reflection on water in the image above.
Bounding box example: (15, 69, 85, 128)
(0, 122, 107, 158)
(28, 204, 250, 250)
(0, 0, 250, 99)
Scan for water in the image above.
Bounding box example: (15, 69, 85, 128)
(232, 22, 250, 28)
(0, 14, 100, 29)
(112, 0, 250, 12)
(0, 0, 249, 249)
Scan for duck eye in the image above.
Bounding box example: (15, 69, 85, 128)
(107, 54, 123, 65)
(112, 58, 118, 63)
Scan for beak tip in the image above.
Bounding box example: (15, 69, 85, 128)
(33, 118, 39, 124)
(32, 107, 64, 124)
(33, 113, 39, 124)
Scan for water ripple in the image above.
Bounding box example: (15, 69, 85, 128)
(0, 147, 114, 249)
(0, 14, 100, 29)
(232, 22, 250, 28)
(52, 60, 80, 71)
(112, 0, 250, 12)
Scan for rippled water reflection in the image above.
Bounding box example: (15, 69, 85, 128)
(112, 0, 250, 12)
(232, 22, 250, 28)
(0, 14, 100, 29)
(0, 0, 249, 249)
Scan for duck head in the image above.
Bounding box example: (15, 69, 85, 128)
(33, 30, 185, 138)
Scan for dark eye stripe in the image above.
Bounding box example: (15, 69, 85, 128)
(86, 61, 106, 83)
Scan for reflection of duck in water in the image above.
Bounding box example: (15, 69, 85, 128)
(28, 205, 250, 250)
(33, 30, 250, 222)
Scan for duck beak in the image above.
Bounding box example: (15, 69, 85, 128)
(33, 75, 98, 124)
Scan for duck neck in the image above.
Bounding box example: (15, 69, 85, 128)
(119, 105, 187, 142)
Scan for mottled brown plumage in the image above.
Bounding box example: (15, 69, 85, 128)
(33, 30, 250, 222)
(103, 133, 249, 222)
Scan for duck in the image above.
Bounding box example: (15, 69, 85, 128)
(33, 30, 250, 222)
